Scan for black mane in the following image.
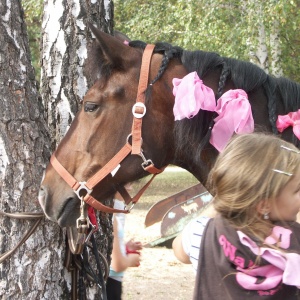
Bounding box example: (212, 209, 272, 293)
(130, 41, 300, 153)
(89, 38, 300, 161)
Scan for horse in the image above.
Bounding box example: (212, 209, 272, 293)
(39, 24, 300, 233)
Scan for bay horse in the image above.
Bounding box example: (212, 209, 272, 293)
(39, 25, 300, 233)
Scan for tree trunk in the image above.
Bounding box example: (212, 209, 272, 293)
(270, 19, 283, 77)
(0, 0, 68, 299)
(41, 0, 114, 145)
(0, 0, 114, 299)
(244, 1, 269, 73)
(253, 22, 269, 73)
(40, 0, 114, 299)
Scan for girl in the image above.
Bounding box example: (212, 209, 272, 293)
(173, 133, 300, 299)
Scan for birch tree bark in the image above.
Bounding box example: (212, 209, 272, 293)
(40, 0, 114, 298)
(270, 19, 283, 77)
(41, 0, 114, 144)
(0, 0, 69, 299)
(0, 0, 114, 299)
(246, 1, 269, 73)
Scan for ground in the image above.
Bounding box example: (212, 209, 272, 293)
(122, 208, 195, 300)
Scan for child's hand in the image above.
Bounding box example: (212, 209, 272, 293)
(126, 239, 143, 253)
(127, 253, 141, 267)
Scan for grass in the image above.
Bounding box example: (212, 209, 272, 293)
(131, 166, 199, 210)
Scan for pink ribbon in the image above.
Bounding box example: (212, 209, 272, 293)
(172, 72, 216, 121)
(209, 89, 254, 152)
(276, 109, 300, 140)
(172, 73, 254, 152)
(238, 231, 300, 288)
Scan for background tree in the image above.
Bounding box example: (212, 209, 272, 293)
(24, 1, 300, 82)
(0, 0, 66, 298)
(0, 0, 113, 299)
(114, 0, 300, 82)
(40, 0, 114, 298)
(22, 0, 43, 81)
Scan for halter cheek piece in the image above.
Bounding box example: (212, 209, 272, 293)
(50, 44, 166, 253)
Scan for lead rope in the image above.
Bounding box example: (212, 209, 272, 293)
(65, 206, 109, 300)
(0, 210, 108, 300)
(0, 211, 44, 264)
(72, 235, 108, 300)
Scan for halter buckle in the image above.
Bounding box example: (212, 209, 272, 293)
(141, 159, 154, 170)
(74, 181, 93, 199)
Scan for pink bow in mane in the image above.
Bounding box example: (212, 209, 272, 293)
(172, 71, 216, 120)
(210, 89, 254, 152)
(172, 73, 254, 152)
(276, 110, 300, 140)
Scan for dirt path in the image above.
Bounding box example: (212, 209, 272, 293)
(122, 209, 195, 300)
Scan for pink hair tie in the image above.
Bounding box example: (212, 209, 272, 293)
(276, 109, 300, 140)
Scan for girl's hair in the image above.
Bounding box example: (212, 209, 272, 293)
(208, 132, 300, 242)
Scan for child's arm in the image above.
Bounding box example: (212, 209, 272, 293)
(110, 218, 141, 272)
(172, 232, 191, 263)
(172, 202, 216, 266)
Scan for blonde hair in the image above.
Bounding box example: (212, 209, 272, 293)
(208, 132, 300, 243)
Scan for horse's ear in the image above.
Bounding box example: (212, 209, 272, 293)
(88, 23, 132, 68)
(113, 30, 131, 43)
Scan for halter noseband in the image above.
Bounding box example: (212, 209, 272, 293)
(50, 44, 164, 215)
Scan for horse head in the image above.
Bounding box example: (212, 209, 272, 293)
(39, 25, 186, 227)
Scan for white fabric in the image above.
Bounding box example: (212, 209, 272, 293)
(181, 216, 210, 272)
(109, 199, 127, 282)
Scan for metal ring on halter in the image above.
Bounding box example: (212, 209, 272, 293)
(126, 133, 143, 145)
(74, 181, 93, 199)
(132, 102, 146, 118)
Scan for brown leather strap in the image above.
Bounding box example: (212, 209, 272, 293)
(131, 44, 155, 155)
(50, 144, 132, 213)
(86, 143, 131, 189)
(117, 173, 158, 205)
(51, 155, 80, 190)
(144, 163, 166, 174)
(83, 194, 129, 214)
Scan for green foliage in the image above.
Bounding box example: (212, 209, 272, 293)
(22, 0, 300, 83)
(22, 0, 43, 82)
(114, 0, 300, 82)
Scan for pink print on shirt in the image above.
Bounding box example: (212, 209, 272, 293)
(219, 234, 253, 269)
(219, 226, 300, 296)
(265, 226, 292, 249)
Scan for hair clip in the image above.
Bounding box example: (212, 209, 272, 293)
(272, 169, 293, 176)
(280, 145, 300, 154)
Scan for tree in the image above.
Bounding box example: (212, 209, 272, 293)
(114, 0, 300, 82)
(0, 0, 114, 298)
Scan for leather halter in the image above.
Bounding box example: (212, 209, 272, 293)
(50, 44, 165, 215)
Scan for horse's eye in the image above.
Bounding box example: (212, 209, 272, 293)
(84, 103, 99, 112)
